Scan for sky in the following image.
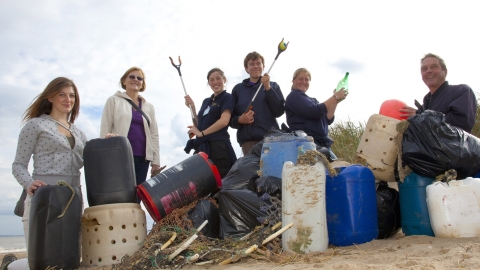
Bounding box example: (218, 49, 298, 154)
(1, 0, 479, 235)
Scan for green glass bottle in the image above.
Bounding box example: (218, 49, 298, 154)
(336, 72, 349, 93)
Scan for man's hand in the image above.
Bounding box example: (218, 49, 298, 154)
(238, 110, 255, 124)
(399, 106, 417, 119)
(261, 73, 271, 91)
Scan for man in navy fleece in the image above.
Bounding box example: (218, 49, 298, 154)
(400, 53, 477, 132)
(229, 51, 285, 155)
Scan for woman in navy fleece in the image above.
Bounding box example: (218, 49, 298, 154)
(184, 68, 237, 178)
(285, 68, 347, 160)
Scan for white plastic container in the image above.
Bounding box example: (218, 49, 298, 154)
(426, 177, 480, 238)
(356, 114, 400, 182)
(82, 203, 147, 266)
(282, 161, 328, 253)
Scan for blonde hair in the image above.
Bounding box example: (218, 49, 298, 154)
(291, 68, 312, 90)
(120, 67, 146, 92)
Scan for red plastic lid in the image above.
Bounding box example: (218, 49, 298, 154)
(136, 185, 161, 222)
(379, 99, 408, 120)
(197, 152, 222, 187)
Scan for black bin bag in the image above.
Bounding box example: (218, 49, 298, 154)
(376, 182, 401, 239)
(217, 189, 268, 239)
(255, 175, 282, 198)
(401, 110, 480, 179)
(221, 154, 260, 190)
(187, 200, 220, 238)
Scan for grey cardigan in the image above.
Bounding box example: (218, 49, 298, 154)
(12, 114, 87, 190)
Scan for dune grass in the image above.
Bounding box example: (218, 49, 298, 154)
(328, 119, 365, 164)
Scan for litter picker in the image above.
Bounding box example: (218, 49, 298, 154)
(169, 56, 197, 138)
(244, 38, 289, 114)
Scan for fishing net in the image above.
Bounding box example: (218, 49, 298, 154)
(111, 196, 284, 269)
(112, 150, 333, 269)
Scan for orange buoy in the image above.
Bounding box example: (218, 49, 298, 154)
(379, 99, 408, 120)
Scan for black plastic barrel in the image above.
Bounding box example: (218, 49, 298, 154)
(28, 184, 82, 270)
(137, 152, 221, 222)
(83, 136, 136, 206)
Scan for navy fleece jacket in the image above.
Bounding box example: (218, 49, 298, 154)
(418, 81, 477, 133)
(285, 89, 334, 147)
(230, 78, 285, 146)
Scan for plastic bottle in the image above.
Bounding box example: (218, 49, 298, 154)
(336, 72, 349, 93)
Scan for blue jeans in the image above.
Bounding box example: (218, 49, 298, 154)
(134, 156, 150, 204)
(133, 156, 150, 186)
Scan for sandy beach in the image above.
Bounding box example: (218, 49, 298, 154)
(3, 232, 480, 269)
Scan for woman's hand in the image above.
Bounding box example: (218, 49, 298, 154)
(105, 133, 118, 138)
(238, 110, 255, 124)
(187, 125, 202, 137)
(333, 88, 348, 102)
(151, 164, 161, 177)
(261, 73, 271, 90)
(184, 95, 196, 111)
(27, 180, 47, 196)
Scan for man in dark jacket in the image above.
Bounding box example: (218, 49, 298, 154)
(230, 51, 285, 155)
(401, 53, 477, 132)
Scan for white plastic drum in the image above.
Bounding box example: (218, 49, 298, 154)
(356, 114, 400, 182)
(282, 161, 328, 253)
(82, 203, 147, 266)
(426, 178, 480, 238)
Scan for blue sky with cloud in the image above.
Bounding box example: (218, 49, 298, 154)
(1, 0, 479, 235)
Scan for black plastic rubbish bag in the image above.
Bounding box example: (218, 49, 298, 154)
(401, 110, 480, 179)
(255, 176, 282, 198)
(248, 142, 263, 157)
(217, 189, 268, 239)
(376, 182, 401, 239)
(187, 200, 220, 238)
(221, 154, 260, 190)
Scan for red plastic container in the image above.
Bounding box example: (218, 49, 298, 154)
(137, 152, 221, 222)
(379, 99, 408, 120)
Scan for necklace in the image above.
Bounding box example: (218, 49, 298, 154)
(51, 119, 71, 132)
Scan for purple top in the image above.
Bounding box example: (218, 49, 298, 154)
(127, 99, 147, 157)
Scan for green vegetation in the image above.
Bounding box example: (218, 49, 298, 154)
(470, 102, 480, 137)
(329, 119, 365, 164)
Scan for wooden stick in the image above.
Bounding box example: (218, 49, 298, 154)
(168, 220, 208, 261)
(186, 254, 199, 263)
(271, 222, 282, 231)
(195, 220, 208, 233)
(161, 232, 177, 250)
(168, 235, 198, 261)
(262, 222, 293, 245)
(218, 245, 258, 265)
(196, 260, 214, 266)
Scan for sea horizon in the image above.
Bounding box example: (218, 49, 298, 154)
(0, 235, 26, 254)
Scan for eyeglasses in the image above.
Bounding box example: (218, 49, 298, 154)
(128, 75, 144, 81)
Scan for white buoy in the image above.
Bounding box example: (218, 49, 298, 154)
(81, 203, 147, 266)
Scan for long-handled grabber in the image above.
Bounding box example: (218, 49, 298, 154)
(169, 56, 197, 138)
(244, 38, 289, 114)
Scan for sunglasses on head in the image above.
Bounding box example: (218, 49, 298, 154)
(128, 75, 143, 81)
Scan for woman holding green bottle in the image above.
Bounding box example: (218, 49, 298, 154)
(284, 68, 348, 160)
